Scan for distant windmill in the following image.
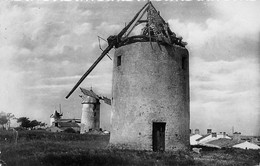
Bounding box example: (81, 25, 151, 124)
(79, 87, 111, 133)
(66, 2, 190, 151)
(50, 109, 63, 126)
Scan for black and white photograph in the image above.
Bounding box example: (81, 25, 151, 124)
(0, 0, 259, 165)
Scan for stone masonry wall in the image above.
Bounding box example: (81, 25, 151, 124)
(80, 96, 100, 133)
(109, 42, 190, 151)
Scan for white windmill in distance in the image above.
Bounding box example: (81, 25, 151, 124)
(79, 87, 111, 134)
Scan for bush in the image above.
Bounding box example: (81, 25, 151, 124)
(14, 127, 24, 131)
(63, 128, 76, 133)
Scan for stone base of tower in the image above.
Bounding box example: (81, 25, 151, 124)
(109, 121, 190, 151)
(110, 42, 190, 151)
(80, 94, 101, 134)
(108, 143, 190, 152)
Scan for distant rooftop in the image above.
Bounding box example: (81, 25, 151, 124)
(58, 122, 79, 128)
(56, 119, 81, 123)
(196, 134, 210, 142)
(207, 138, 243, 148)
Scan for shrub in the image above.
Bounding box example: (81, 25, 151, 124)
(63, 128, 76, 133)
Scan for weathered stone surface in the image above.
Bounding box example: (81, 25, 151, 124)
(110, 42, 190, 151)
(80, 96, 100, 134)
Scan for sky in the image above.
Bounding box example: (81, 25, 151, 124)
(0, 0, 259, 135)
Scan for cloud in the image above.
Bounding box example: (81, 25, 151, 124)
(190, 57, 259, 135)
(212, 1, 260, 35)
(166, 1, 260, 135)
(73, 23, 93, 35)
(95, 22, 122, 36)
(0, 1, 259, 134)
(0, 1, 117, 125)
(168, 1, 260, 62)
(0, 1, 93, 121)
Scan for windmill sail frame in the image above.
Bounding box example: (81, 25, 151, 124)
(66, 2, 186, 99)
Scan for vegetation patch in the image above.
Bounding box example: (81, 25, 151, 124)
(0, 131, 259, 166)
(0, 130, 109, 143)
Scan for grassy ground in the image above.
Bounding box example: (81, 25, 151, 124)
(0, 130, 259, 166)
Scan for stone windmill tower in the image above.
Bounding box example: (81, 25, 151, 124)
(66, 2, 189, 151)
(50, 106, 63, 126)
(79, 87, 111, 133)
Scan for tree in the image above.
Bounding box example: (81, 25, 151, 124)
(0, 112, 8, 129)
(0, 112, 15, 130)
(17, 117, 44, 129)
(29, 120, 41, 129)
(17, 117, 31, 129)
(6, 113, 15, 129)
(40, 122, 47, 128)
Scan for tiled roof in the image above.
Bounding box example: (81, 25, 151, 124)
(56, 119, 81, 123)
(196, 134, 210, 141)
(233, 141, 260, 149)
(206, 138, 243, 148)
(58, 122, 80, 128)
(199, 143, 221, 149)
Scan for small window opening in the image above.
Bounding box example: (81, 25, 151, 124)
(117, 55, 122, 66)
(55, 122, 58, 127)
(182, 57, 186, 70)
(94, 112, 96, 117)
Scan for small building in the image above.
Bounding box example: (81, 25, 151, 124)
(197, 139, 260, 150)
(56, 121, 80, 132)
(48, 110, 81, 133)
(194, 131, 260, 150)
(205, 138, 242, 149)
(233, 141, 260, 150)
(251, 137, 260, 146)
(47, 120, 80, 133)
(190, 134, 202, 145)
(196, 132, 231, 144)
(233, 132, 242, 142)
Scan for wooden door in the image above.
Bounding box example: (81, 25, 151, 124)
(152, 122, 166, 151)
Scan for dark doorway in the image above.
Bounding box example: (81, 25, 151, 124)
(152, 122, 166, 151)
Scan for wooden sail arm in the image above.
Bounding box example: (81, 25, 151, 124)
(65, 45, 113, 99)
(65, 2, 150, 99)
